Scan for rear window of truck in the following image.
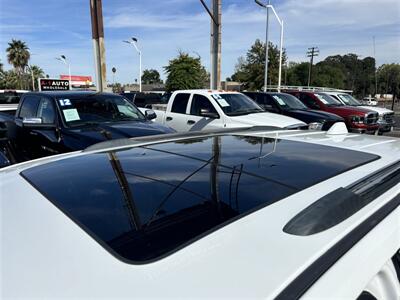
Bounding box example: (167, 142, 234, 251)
(21, 135, 379, 263)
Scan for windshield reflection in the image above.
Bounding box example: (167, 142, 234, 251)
(57, 94, 145, 127)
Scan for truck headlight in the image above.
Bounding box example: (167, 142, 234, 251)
(350, 115, 364, 124)
(308, 122, 323, 130)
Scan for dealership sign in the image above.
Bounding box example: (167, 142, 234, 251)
(60, 75, 93, 86)
(39, 78, 70, 91)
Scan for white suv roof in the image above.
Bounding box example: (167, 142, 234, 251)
(1, 128, 399, 298)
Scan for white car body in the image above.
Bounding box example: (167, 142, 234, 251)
(140, 89, 306, 132)
(363, 97, 378, 106)
(1, 125, 399, 299)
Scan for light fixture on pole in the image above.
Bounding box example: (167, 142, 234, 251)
(123, 37, 142, 92)
(56, 55, 72, 84)
(255, 0, 284, 92)
(255, 0, 270, 92)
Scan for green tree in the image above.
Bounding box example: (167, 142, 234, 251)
(0, 70, 19, 89)
(286, 62, 310, 86)
(320, 54, 376, 98)
(377, 64, 400, 101)
(164, 51, 208, 91)
(27, 65, 45, 90)
(6, 39, 30, 89)
(142, 69, 162, 84)
(230, 40, 287, 90)
(313, 63, 346, 89)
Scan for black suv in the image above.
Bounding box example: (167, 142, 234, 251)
(244, 92, 344, 130)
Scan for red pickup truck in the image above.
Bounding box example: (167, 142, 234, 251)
(286, 91, 379, 133)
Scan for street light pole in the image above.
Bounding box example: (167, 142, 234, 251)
(56, 55, 72, 84)
(123, 38, 142, 92)
(255, 1, 283, 92)
(255, 0, 270, 92)
(278, 18, 284, 92)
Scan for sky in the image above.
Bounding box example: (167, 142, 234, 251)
(0, 0, 399, 84)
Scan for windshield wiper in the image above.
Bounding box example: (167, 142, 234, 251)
(71, 121, 101, 127)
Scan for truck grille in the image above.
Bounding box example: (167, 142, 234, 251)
(383, 112, 394, 124)
(364, 112, 378, 125)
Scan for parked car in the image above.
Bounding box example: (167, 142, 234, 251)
(0, 122, 11, 168)
(121, 91, 167, 108)
(0, 89, 29, 114)
(1, 125, 399, 298)
(285, 90, 380, 134)
(324, 91, 395, 134)
(140, 89, 307, 132)
(0, 91, 174, 163)
(244, 91, 344, 130)
(362, 96, 378, 106)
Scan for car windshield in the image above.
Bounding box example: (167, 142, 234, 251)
(337, 94, 361, 106)
(271, 93, 308, 110)
(213, 93, 264, 116)
(315, 93, 343, 107)
(57, 94, 145, 127)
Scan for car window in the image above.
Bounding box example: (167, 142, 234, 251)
(190, 94, 218, 116)
(271, 94, 307, 110)
(337, 94, 361, 106)
(57, 94, 145, 127)
(0, 92, 23, 104)
(314, 93, 343, 107)
(171, 93, 190, 114)
(213, 93, 264, 116)
(37, 98, 56, 124)
(19, 96, 40, 119)
(299, 94, 320, 109)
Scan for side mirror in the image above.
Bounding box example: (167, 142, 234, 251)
(145, 109, 157, 120)
(23, 117, 42, 125)
(22, 117, 56, 129)
(200, 108, 219, 119)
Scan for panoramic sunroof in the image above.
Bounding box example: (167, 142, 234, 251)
(21, 135, 379, 263)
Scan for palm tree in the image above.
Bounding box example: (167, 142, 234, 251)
(6, 39, 30, 88)
(27, 65, 45, 90)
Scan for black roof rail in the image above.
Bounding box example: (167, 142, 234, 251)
(83, 126, 282, 152)
(283, 161, 400, 236)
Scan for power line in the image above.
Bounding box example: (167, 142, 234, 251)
(307, 47, 319, 87)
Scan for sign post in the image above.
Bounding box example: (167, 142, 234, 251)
(38, 78, 70, 91)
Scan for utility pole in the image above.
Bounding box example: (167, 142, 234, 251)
(90, 0, 107, 92)
(307, 47, 319, 87)
(200, 0, 221, 90)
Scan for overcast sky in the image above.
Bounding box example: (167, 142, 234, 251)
(1, 0, 399, 84)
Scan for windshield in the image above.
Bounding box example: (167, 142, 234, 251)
(337, 94, 361, 106)
(213, 93, 264, 116)
(315, 93, 343, 107)
(271, 93, 307, 110)
(57, 94, 145, 127)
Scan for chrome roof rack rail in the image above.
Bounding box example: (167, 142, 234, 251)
(83, 126, 282, 152)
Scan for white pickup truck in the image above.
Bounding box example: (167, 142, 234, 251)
(140, 90, 307, 132)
